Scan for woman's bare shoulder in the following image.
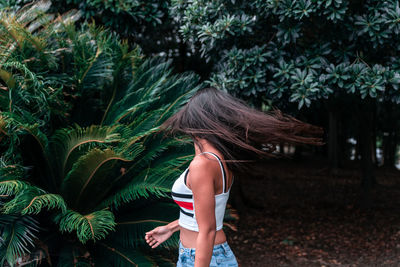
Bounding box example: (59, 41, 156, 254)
(187, 153, 220, 182)
(190, 153, 220, 169)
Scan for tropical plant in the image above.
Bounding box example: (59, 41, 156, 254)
(0, 1, 201, 266)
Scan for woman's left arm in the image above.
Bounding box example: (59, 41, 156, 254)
(189, 160, 217, 267)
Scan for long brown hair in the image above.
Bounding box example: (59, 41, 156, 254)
(161, 87, 323, 174)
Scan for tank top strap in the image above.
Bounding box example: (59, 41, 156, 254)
(183, 167, 190, 186)
(199, 151, 227, 193)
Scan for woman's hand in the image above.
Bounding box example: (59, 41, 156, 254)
(145, 220, 179, 248)
(145, 225, 172, 248)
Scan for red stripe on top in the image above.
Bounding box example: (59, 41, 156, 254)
(174, 200, 194, 210)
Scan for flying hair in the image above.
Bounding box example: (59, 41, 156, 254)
(161, 87, 324, 174)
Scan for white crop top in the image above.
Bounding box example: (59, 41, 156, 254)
(171, 152, 232, 232)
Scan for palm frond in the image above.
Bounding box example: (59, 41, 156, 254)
(111, 202, 179, 249)
(0, 114, 48, 150)
(93, 242, 158, 267)
(117, 137, 190, 180)
(78, 45, 114, 93)
(147, 255, 175, 267)
(18, 123, 49, 153)
(0, 164, 26, 182)
(0, 182, 66, 215)
(124, 109, 163, 137)
(0, 214, 39, 267)
(108, 97, 159, 125)
(102, 58, 172, 124)
(154, 73, 201, 125)
(0, 180, 32, 197)
(55, 209, 116, 244)
(17, 123, 56, 191)
(100, 183, 171, 210)
(60, 147, 142, 210)
(0, 1, 52, 65)
(1, 61, 50, 122)
(100, 154, 192, 209)
(50, 125, 120, 179)
(2, 61, 44, 90)
(0, 4, 202, 264)
(0, 68, 16, 89)
(100, 45, 143, 125)
(0, 100, 51, 173)
(17, 193, 66, 215)
(141, 154, 193, 184)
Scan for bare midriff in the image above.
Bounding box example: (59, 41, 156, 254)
(180, 227, 227, 248)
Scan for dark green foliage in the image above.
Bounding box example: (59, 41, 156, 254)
(0, 2, 202, 266)
(0, 215, 40, 266)
(171, 0, 400, 107)
(61, 0, 167, 32)
(1, 0, 168, 31)
(0, 0, 32, 9)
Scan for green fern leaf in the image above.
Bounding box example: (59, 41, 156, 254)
(93, 242, 157, 267)
(2, 189, 66, 215)
(0, 214, 39, 267)
(60, 147, 142, 210)
(100, 183, 171, 209)
(20, 193, 67, 215)
(111, 202, 179, 249)
(50, 125, 120, 178)
(55, 209, 116, 244)
(0, 180, 32, 196)
(0, 164, 26, 182)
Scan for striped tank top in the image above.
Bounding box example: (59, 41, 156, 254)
(171, 152, 232, 232)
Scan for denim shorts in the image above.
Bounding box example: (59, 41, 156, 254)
(176, 241, 238, 267)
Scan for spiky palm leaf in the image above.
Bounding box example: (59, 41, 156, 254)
(2, 189, 67, 215)
(110, 202, 180, 249)
(100, 152, 193, 209)
(60, 147, 141, 211)
(93, 243, 156, 267)
(0, 0, 81, 123)
(0, 214, 39, 266)
(55, 209, 116, 244)
(50, 126, 121, 187)
(0, 2, 202, 266)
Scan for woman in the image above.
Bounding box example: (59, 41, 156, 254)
(145, 88, 322, 266)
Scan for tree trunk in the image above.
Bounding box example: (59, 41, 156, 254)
(372, 106, 377, 165)
(177, 39, 186, 73)
(383, 104, 397, 167)
(279, 142, 285, 154)
(339, 123, 349, 163)
(382, 132, 395, 167)
(354, 132, 360, 161)
(328, 110, 339, 169)
(358, 99, 376, 208)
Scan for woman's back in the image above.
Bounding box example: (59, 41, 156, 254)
(176, 147, 234, 248)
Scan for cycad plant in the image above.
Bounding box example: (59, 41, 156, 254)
(0, 1, 201, 266)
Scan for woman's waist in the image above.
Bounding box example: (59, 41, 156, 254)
(179, 227, 227, 248)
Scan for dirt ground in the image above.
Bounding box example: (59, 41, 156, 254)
(225, 158, 400, 267)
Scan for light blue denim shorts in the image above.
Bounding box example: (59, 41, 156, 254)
(176, 241, 238, 267)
